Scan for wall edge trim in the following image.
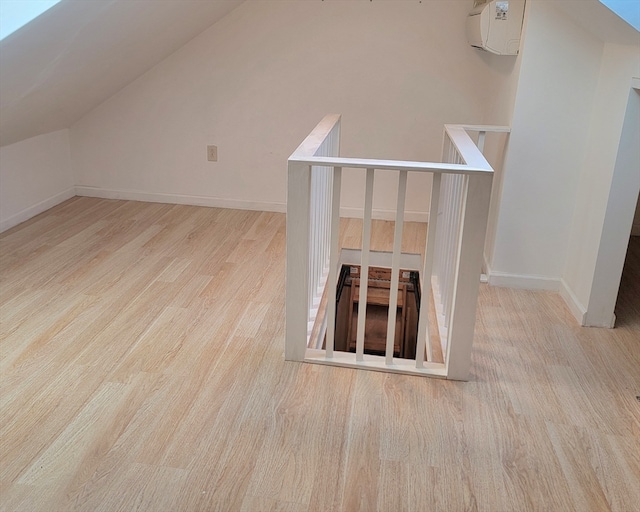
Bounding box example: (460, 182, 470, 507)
(559, 278, 588, 326)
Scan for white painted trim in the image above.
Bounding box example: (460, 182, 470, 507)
(339, 206, 428, 223)
(559, 278, 587, 326)
(290, 156, 491, 175)
(0, 187, 76, 233)
(304, 348, 448, 378)
(486, 269, 561, 291)
(583, 310, 616, 328)
(583, 308, 615, 328)
(584, 87, 639, 329)
(75, 186, 286, 213)
(457, 125, 511, 133)
(483, 256, 561, 290)
(482, 253, 491, 276)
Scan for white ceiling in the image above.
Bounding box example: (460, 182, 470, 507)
(0, 0, 245, 146)
(1, 0, 636, 148)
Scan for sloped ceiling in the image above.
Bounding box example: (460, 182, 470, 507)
(0, 0, 245, 147)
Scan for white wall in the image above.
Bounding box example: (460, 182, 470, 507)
(479, 0, 529, 269)
(582, 86, 640, 326)
(487, 0, 605, 289)
(562, 44, 640, 322)
(70, 0, 499, 219)
(0, 129, 74, 232)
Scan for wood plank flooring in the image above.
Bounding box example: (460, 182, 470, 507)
(1, 198, 639, 512)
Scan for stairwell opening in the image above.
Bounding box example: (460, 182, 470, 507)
(323, 265, 421, 358)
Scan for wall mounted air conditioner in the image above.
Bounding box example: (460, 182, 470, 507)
(466, 0, 525, 56)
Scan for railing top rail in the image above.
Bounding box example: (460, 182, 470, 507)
(444, 124, 495, 171)
(454, 124, 511, 133)
(290, 114, 342, 159)
(287, 115, 508, 175)
(288, 155, 492, 175)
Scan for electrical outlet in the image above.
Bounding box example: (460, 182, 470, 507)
(207, 145, 218, 162)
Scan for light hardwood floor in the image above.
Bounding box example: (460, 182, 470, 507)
(1, 198, 638, 512)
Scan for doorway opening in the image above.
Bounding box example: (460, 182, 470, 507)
(585, 85, 640, 327)
(614, 193, 640, 329)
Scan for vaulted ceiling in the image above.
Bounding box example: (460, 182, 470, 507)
(0, 0, 245, 146)
(1, 0, 637, 148)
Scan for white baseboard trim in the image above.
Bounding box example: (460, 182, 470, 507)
(483, 257, 561, 291)
(30, 186, 429, 222)
(583, 310, 616, 328)
(339, 207, 428, 223)
(484, 257, 589, 326)
(0, 187, 76, 233)
(559, 279, 587, 326)
(487, 271, 560, 291)
(75, 186, 286, 214)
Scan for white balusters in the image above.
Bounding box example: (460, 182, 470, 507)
(416, 172, 441, 367)
(325, 166, 342, 358)
(431, 130, 472, 357)
(355, 168, 375, 362)
(287, 116, 498, 380)
(306, 120, 341, 337)
(385, 170, 407, 365)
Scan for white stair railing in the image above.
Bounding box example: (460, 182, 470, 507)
(286, 115, 507, 380)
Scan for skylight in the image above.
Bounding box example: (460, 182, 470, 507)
(599, 0, 640, 31)
(0, 0, 61, 40)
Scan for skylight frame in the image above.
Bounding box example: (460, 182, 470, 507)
(0, 0, 62, 40)
(599, 0, 640, 32)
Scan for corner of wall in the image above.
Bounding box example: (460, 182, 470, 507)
(559, 278, 587, 326)
(0, 129, 75, 233)
(0, 188, 76, 233)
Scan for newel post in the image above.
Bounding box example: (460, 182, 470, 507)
(445, 172, 493, 380)
(285, 161, 311, 361)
